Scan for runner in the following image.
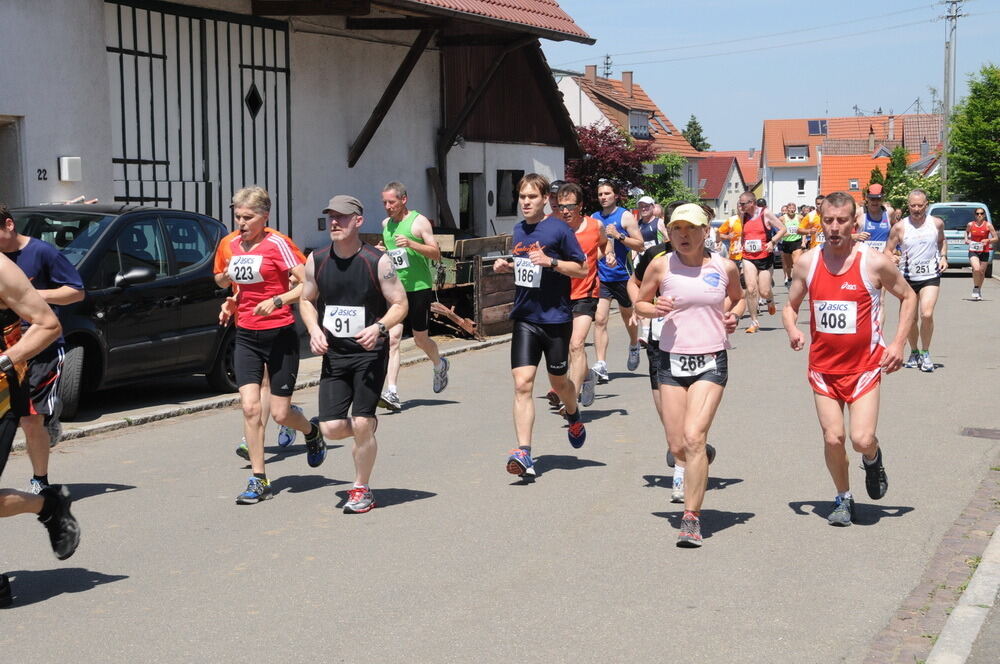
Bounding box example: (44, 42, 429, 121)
(214, 186, 323, 504)
(779, 202, 803, 287)
(716, 211, 748, 324)
(555, 182, 606, 410)
(854, 184, 895, 325)
(492, 174, 588, 480)
(299, 195, 407, 514)
(0, 206, 84, 495)
(377, 182, 449, 411)
(634, 203, 741, 547)
(0, 251, 79, 606)
(965, 207, 996, 301)
(591, 180, 643, 382)
(635, 195, 664, 342)
(801, 195, 825, 250)
(783, 191, 916, 526)
(215, 225, 307, 460)
(736, 192, 785, 333)
(884, 189, 947, 372)
(547, 179, 566, 215)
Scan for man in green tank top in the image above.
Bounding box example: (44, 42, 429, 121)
(376, 182, 449, 411)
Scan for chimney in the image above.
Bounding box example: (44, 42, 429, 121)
(585, 65, 596, 83)
(920, 137, 929, 158)
(622, 71, 633, 97)
(748, 147, 755, 159)
(888, 115, 895, 141)
(868, 126, 875, 152)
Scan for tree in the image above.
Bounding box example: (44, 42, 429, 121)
(948, 64, 1000, 211)
(565, 123, 657, 213)
(682, 115, 711, 151)
(864, 165, 885, 199)
(884, 145, 909, 196)
(886, 170, 941, 211)
(638, 153, 699, 208)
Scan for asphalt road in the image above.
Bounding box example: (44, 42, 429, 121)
(2, 271, 998, 663)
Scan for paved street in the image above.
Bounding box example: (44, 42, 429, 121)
(2, 272, 999, 663)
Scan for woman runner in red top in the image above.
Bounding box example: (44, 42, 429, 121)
(783, 192, 916, 527)
(965, 208, 996, 300)
(735, 192, 785, 333)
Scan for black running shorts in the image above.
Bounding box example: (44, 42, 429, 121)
(744, 256, 773, 272)
(510, 319, 571, 376)
(646, 340, 661, 391)
(906, 277, 941, 294)
(405, 288, 433, 333)
(599, 279, 633, 308)
(318, 348, 389, 420)
(657, 349, 729, 389)
(26, 344, 64, 417)
(234, 324, 300, 396)
(571, 297, 598, 319)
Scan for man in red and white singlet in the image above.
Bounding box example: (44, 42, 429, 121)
(736, 192, 785, 333)
(783, 191, 917, 527)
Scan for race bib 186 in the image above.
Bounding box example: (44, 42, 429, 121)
(813, 300, 857, 334)
(744, 239, 762, 253)
(387, 248, 410, 270)
(228, 254, 264, 284)
(513, 256, 542, 288)
(323, 305, 366, 338)
(669, 352, 717, 377)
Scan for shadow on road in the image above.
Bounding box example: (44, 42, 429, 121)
(66, 483, 136, 501)
(580, 407, 629, 421)
(651, 509, 755, 538)
(5, 568, 129, 607)
(642, 475, 744, 491)
(533, 454, 607, 476)
(269, 474, 350, 495)
(788, 500, 915, 525)
(402, 398, 461, 409)
(334, 487, 436, 509)
(241, 444, 344, 467)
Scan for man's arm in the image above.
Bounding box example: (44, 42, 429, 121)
(781, 249, 812, 351)
(764, 209, 786, 244)
(0, 255, 60, 365)
(350, 255, 408, 352)
(299, 253, 327, 356)
(883, 223, 903, 263)
(874, 253, 917, 373)
(394, 214, 441, 261)
(617, 212, 645, 252)
(934, 217, 948, 270)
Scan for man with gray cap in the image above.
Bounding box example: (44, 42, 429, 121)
(299, 195, 408, 514)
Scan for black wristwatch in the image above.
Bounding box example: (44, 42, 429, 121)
(272, 296, 284, 309)
(0, 354, 13, 373)
(376, 321, 388, 337)
(549, 257, 558, 269)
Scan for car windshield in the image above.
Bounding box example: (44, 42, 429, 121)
(931, 206, 983, 231)
(11, 211, 115, 266)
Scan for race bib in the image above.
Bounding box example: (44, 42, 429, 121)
(669, 352, 717, 377)
(644, 240, 657, 250)
(744, 239, 762, 253)
(649, 315, 667, 342)
(513, 256, 542, 288)
(387, 248, 410, 270)
(816, 232, 825, 244)
(228, 254, 264, 284)
(969, 241, 984, 252)
(910, 259, 936, 276)
(813, 300, 857, 334)
(323, 305, 366, 338)
(866, 241, 886, 252)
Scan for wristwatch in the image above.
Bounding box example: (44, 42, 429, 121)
(272, 296, 284, 309)
(0, 354, 13, 373)
(376, 321, 388, 337)
(549, 257, 558, 269)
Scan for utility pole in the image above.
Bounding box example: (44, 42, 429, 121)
(940, 0, 965, 201)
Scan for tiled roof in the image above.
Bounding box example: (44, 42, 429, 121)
(762, 118, 827, 167)
(821, 139, 903, 156)
(902, 115, 943, 153)
(386, 0, 594, 43)
(573, 74, 700, 158)
(709, 149, 761, 187)
(698, 155, 741, 200)
(820, 152, 923, 202)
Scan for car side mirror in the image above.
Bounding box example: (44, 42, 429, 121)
(115, 266, 156, 288)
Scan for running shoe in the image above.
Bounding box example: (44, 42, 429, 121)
(506, 448, 536, 478)
(343, 486, 376, 514)
(546, 390, 562, 409)
(862, 449, 888, 500)
(235, 476, 273, 505)
(827, 495, 853, 526)
(903, 351, 920, 369)
(379, 389, 402, 412)
(666, 443, 716, 468)
(567, 419, 587, 449)
(432, 357, 450, 393)
(276, 404, 303, 447)
(235, 438, 250, 461)
(971, 290, 982, 301)
(671, 476, 684, 503)
(767, 299, 776, 316)
(0, 573, 11, 609)
(579, 369, 597, 408)
(45, 415, 62, 446)
(745, 322, 759, 334)
(28, 478, 48, 495)
(37, 485, 80, 560)
(305, 417, 327, 468)
(919, 352, 934, 373)
(676, 513, 703, 548)
(591, 361, 610, 384)
(784, 278, 792, 288)
(626, 343, 641, 371)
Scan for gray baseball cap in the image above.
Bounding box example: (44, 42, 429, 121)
(323, 195, 363, 215)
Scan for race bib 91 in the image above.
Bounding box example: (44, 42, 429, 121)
(814, 300, 857, 334)
(323, 305, 366, 338)
(228, 254, 264, 284)
(669, 352, 717, 377)
(387, 248, 410, 270)
(969, 241, 984, 252)
(744, 239, 762, 253)
(513, 256, 542, 288)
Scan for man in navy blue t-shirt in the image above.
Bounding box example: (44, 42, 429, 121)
(0, 207, 84, 495)
(492, 174, 588, 481)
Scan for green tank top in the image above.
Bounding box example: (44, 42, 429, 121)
(383, 210, 433, 292)
(782, 214, 802, 242)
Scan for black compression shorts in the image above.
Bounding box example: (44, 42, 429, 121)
(510, 319, 571, 376)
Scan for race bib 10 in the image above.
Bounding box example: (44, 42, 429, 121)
(744, 239, 762, 253)
(323, 305, 366, 338)
(387, 248, 410, 270)
(669, 352, 717, 377)
(228, 254, 264, 284)
(513, 256, 542, 288)
(813, 300, 857, 334)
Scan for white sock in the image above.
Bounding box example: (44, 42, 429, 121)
(837, 491, 852, 500)
(354, 483, 368, 490)
(674, 466, 685, 481)
(434, 360, 444, 371)
(388, 384, 398, 394)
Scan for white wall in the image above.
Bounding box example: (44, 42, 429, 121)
(0, 0, 114, 205)
(557, 77, 609, 129)
(765, 165, 818, 211)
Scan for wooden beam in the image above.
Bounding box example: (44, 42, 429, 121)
(426, 167, 456, 229)
(347, 28, 436, 168)
(252, 0, 370, 15)
(345, 17, 445, 30)
(438, 33, 528, 47)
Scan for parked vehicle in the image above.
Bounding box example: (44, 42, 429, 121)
(927, 202, 994, 278)
(10, 205, 235, 419)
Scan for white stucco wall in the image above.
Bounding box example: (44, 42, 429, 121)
(557, 78, 609, 129)
(0, 0, 114, 206)
(765, 165, 819, 210)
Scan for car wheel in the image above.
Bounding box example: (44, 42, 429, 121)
(58, 345, 85, 421)
(206, 328, 237, 393)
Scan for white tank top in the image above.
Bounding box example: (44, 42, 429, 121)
(900, 217, 940, 282)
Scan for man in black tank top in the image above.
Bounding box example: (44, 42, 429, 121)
(300, 195, 408, 514)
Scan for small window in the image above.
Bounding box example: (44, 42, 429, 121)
(797, 179, 806, 195)
(787, 146, 808, 161)
(93, 217, 168, 289)
(848, 179, 860, 191)
(808, 120, 828, 135)
(164, 216, 213, 273)
(630, 111, 650, 139)
(496, 169, 525, 217)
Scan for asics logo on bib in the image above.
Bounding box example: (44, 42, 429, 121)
(818, 301, 851, 312)
(332, 307, 362, 317)
(840, 283, 858, 290)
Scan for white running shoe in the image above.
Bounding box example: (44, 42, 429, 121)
(626, 344, 641, 371)
(276, 404, 303, 447)
(919, 353, 934, 373)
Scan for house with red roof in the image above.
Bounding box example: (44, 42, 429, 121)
(557, 67, 702, 196)
(709, 149, 762, 197)
(698, 155, 746, 220)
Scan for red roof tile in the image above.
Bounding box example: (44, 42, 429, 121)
(384, 0, 593, 43)
(709, 150, 761, 187)
(819, 152, 923, 201)
(698, 155, 741, 200)
(573, 74, 700, 158)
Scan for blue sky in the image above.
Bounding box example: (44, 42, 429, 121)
(541, 0, 1000, 151)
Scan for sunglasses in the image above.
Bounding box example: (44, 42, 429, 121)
(557, 203, 579, 211)
(975, 211, 986, 215)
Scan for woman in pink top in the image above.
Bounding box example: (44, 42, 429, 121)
(635, 204, 742, 548)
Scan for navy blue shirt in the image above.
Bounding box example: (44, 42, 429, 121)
(5, 238, 84, 344)
(510, 216, 586, 324)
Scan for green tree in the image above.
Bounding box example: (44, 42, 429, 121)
(948, 64, 1000, 211)
(864, 165, 885, 198)
(886, 170, 942, 211)
(682, 115, 711, 151)
(884, 145, 909, 195)
(637, 153, 699, 208)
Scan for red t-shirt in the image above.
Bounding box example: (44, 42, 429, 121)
(224, 233, 304, 330)
(570, 217, 602, 300)
(741, 210, 770, 260)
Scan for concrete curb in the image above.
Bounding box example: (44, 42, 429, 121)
(927, 525, 1000, 663)
(21, 334, 512, 452)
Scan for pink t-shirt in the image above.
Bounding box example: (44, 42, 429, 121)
(657, 252, 730, 354)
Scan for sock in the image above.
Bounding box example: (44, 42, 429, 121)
(565, 409, 580, 423)
(388, 384, 397, 394)
(674, 466, 686, 481)
(837, 491, 852, 500)
(37, 489, 57, 522)
(862, 451, 879, 466)
(33, 474, 49, 486)
(434, 360, 444, 371)
(353, 483, 368, 490)
(308, 422, 320, 438)
(253, 472, 268, 484)
(921, 349, 929, 356)
(518, 445, 531, 454)
(683, 510, 700, 519)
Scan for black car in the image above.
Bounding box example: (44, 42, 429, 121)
(10, 205, 236, 419)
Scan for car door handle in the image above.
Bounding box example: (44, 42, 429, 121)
(160, 296, 182, 307)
